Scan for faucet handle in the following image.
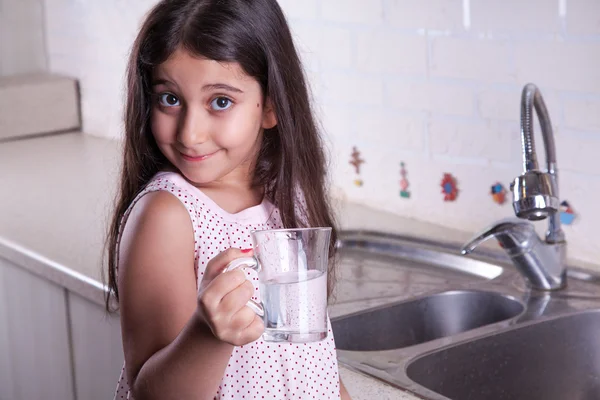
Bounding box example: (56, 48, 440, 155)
(461, 218, 537, 256)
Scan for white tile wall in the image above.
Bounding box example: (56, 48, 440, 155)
(322, 73, 385, 106)
(356, 32, 427, 75)
(470, 0, 560, 33)
(515, 41, 600, 92)
(430, 37, 514, 82)
(566, 0, 600, 34)
(563, 97, 600, 131)
(321, 0, 383, 24)
(429, 119, 515, 162)
(0, 0, 47, 76)
(38, 0, 600, 266)
(43, 0, 156, 140)
(385, 0, 463, 31)
(357, 111, 425, 152)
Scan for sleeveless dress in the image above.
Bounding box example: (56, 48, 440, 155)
(113, 171, 340, 399)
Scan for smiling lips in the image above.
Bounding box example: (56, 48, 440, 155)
(180, 150, 219, 162)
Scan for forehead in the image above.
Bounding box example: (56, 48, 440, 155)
(153, 47, 258, 90)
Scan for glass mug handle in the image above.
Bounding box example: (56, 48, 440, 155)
(223, 257, 265, 317)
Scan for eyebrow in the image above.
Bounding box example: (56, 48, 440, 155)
(202, 83, 244, 93)
(151, 79, 243, 94)
(152, 79, 173, 87)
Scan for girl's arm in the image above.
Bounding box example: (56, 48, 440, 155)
(118, 191, 262, 400)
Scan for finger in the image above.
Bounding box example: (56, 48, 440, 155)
(237, 314, 265, 344)
(214, 307, 262, 346)
(203, 248, 254, 282)
(199, 269, 247, 312)
(227, 311, 264, 346)
(218, 280, 254, 315)
(229, 304, 258, 332)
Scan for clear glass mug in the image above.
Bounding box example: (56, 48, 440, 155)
(224, 227, 332, 343)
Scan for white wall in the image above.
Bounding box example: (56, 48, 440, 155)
(41, 0, 600, 266)
(43, 0, 153, 143)
(0, 0, 47, 76)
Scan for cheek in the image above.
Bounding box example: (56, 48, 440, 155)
(215, 108, 263, 148)
(151, 110, 176, 144)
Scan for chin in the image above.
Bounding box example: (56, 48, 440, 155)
(178, 169, 212, 185)
(175, 166, 221, 186)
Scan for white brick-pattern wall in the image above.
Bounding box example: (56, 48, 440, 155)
(40, 0, 600, 266)
(0, 0, 47, 76)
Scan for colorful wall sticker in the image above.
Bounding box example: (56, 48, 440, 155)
(441, 173, 459, 202)
(349, 146, 365, 187)
(559, 201, 577, 225)
(399, 162, 410, 198)
(491, 182, 507, 205)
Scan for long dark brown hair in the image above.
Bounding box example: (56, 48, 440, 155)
(105, 0, 338, 311)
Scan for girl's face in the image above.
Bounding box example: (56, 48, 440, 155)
(151, 48, 276, 187)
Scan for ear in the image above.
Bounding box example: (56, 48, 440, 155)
(261, 97, 277, 129)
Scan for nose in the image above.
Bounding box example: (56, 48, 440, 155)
(177, 107, 210, 148)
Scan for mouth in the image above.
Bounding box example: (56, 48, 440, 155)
(180, 150, 219, 162)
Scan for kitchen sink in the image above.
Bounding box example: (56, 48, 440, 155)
(331, 231, 506, 318)
(332, 290, 523, 351)
(406, 310, 600, 400)
(332, 231, 600, 400)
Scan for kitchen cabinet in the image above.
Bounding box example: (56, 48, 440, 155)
(0, 257, 125, 400)
(0, 257, 74, 400)
(68, 292, 123, 400)
(0, 259, 16, 400)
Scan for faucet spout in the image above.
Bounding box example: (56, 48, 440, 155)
(513, 83, 565, 243)
(460, 218, 534, 256)
(520, 83, 557, 176)
(461, 218, 566, 290)
(463, 83, 567, 291)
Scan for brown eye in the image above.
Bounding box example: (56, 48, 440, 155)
(158, 93, 180, 107)
(210, 97, 232, 111)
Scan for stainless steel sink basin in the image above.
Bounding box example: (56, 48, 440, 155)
(332, 231, 600, 400)
(406, 310, 600, 400)
(331, 231, 506, 318)
(332, 290, 523, 351)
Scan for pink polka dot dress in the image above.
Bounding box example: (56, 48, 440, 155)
(114, 171, 341, 399)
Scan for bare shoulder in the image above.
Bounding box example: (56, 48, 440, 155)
(118, 188, 197, 297)
(117, 190, 198, 382)
(118, 190, 195, 271)
(122, 189, 192, 237)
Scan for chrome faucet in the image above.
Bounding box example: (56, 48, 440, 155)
(462, 83, 567, 290)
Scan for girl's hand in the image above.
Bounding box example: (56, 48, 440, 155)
(196, 248, 264, 346)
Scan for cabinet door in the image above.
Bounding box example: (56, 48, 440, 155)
(0, 258, 16, 400)
(68, 292, 124, 400)
(0, 257, 74, 400)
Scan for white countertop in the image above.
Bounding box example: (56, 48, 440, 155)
(0, 133, 121, 303)
(0, 132, 540, 400)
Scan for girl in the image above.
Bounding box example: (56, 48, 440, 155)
(105, 0, 351, 399)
